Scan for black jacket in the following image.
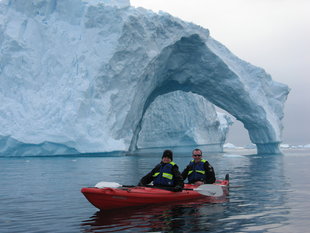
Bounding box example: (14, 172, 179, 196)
(139, 162, 184, 188)
(181, 160, 216, 184)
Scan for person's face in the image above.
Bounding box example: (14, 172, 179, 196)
(192, 151, 202, 162)
(162, 157, 171, 163)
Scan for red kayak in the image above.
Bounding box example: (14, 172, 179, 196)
(81, 177, 229, 210)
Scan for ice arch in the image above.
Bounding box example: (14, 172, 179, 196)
(125, 34, 289, 154)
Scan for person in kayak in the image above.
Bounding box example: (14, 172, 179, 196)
(181, 148, 216, 185)
(138, 150, 184, 192)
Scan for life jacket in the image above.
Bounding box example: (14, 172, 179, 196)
(187, 159, 207, 183)
(153, 162, 176, 186)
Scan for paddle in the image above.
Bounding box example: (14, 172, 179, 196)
(95, 181, 124, 188)
(186, 184, 224, 197)
(94, 182, 224, 197)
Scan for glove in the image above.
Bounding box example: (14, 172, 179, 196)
(173, 185, 183, 192)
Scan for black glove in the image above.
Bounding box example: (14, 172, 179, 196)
(173, 185, 183, 192)
(137, 182, 145, 186)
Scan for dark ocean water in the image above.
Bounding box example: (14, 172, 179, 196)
(1, 148, 310, 232)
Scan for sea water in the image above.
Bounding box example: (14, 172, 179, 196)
(1, 148, 310, 233)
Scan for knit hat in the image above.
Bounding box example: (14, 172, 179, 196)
(162, 150, 173, 160)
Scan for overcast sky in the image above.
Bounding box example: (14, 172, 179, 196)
(131, 0, 310, 145)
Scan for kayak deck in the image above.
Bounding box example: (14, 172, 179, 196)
(81, 179, 229, 210)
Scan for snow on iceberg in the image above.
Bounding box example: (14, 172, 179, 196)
(0, 0, 289, 156)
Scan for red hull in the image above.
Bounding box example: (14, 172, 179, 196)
(81, 180, 229, 210)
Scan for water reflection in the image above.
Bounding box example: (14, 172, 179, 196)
(81, 201, 227, 232)
(222, 154, 291, 232)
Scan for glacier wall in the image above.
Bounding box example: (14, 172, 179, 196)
(0, 0, 289, 156)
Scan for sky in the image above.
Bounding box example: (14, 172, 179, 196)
(131, 0, 310, 146)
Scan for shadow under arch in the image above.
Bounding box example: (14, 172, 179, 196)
(124, 34, 286, 154)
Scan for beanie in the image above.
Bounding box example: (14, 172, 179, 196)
(162, 150, 173, 160)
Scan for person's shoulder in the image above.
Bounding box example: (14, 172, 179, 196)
(203, 161, 214, 169)
(186, 160, 194, 167)
(153, 163, 162, 170)
(202, 159, 212, 165)
(170, 162, 181, 169)
(170, 161, 178, 166)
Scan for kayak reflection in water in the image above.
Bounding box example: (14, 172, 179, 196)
(81, 201, 226, 232)
(181, 148, 216, 185)
(138, 150, 184, 192)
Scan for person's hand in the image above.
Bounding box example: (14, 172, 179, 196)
(173, 185, 183, 192)
(194, 181, 204, 186)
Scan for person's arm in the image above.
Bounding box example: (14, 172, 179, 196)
(138, 164, 160, 186)
(172, 165, 184, 191)
(181, 164, 190, 181)
(204, 161, 216, 184)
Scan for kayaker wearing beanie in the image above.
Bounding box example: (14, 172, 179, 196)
(181, 148, 216, 185)
(138, 150, 184, 192)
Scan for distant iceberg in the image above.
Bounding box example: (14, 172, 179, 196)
(0, 0, 289, 156)
(280, 144, 290, 149)
(280, 144, 310, 149)
(223, 143, 237, 149)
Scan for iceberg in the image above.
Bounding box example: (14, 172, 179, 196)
(223, 143, 237, 149)
(0, 0, 289, 156)
(280, 144, 290, 149)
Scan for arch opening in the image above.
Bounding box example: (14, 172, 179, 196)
(134, 90, 232, 152)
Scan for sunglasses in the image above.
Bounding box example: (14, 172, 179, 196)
(193, 154, 202, 157)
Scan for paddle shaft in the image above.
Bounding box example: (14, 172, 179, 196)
(124, 185, 224, 196)
(95, 182, 224, 197)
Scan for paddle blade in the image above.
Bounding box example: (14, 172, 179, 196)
(95, 181, 121, 188)
(194, 184, 224, 197)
